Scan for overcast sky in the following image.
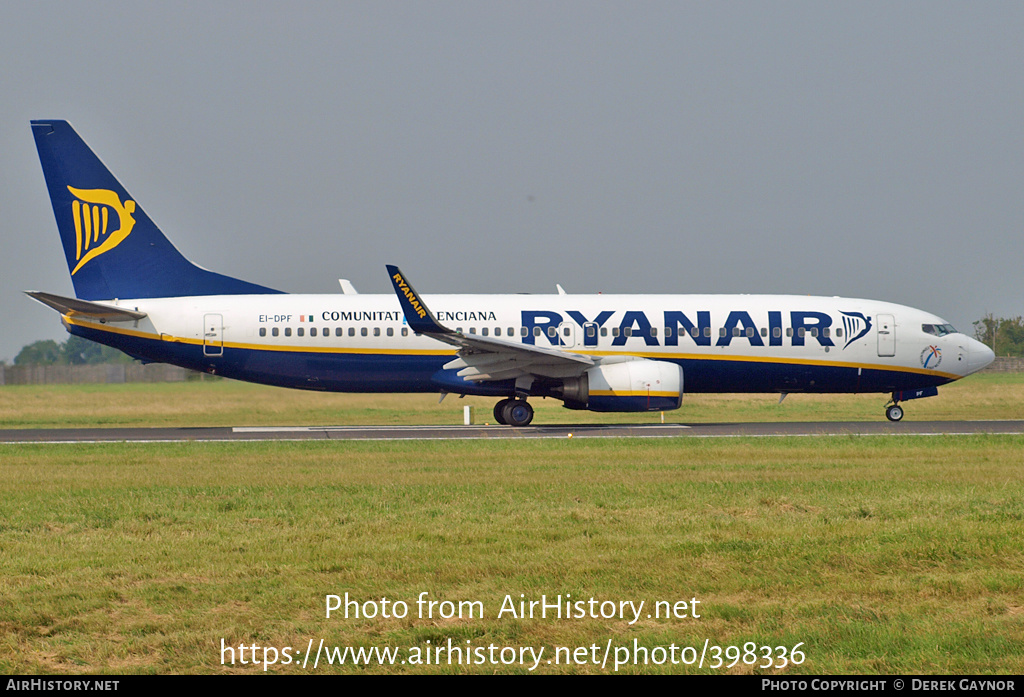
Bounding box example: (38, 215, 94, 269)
(2, 1, 1022, 363)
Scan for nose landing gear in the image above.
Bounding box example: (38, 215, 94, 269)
(885, 403, 904, 422)
(493, 398, 534, 427)
(884, 393, 905, 422)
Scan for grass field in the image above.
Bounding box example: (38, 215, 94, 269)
(1, 375, 1022, 674)
(1, 371, 1021, 429)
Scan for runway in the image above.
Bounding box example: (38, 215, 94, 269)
(2, 420, 1024, 443)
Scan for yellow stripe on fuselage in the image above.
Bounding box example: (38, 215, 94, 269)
(570, 348, 960, 381)
(62, 315, 962, 379)
(62, 316, 454, 356)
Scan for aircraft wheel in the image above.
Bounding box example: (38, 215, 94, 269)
(886, 404, 904, 422)
(502, 400, 534, 427)
(493, 399, 512, 425)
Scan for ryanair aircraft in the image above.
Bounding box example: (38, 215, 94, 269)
(27, 120, 995, 426)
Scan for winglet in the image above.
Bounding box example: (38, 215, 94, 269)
(386, 265, 449, 335)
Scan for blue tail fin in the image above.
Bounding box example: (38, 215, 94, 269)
(31, 120, 284, 300)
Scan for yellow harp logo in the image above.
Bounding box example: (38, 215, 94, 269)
(67, 186, 136, 275)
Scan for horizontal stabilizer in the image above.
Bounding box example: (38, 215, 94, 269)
(24, 290, 147, 322)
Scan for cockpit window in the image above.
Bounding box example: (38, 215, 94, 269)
(922, 323, 957, 337)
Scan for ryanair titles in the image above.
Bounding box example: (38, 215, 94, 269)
(391, 272, 427, 319)
(521, 309, 850, 349)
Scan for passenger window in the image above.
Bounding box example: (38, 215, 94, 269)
(533, 327, 541, 337)
(285, 328, 292, 337)
(624, 327, 632, 337)
(297, 328, 304, 337)
(494, 327, 501, 337)
(587, 326, 596, 337)
(563, 327, 570, 336)
(310, 328, 317, 337)
(402, 328, 408, 337)
(547, 327, 557, 338)
(335, 328, 342, 337)
(361, 327, 368, 337)
(704, 327, 711, 338)
(259, 327, 267, 337)
(651, 327, 658, 337)
(470, 328, 476, 335)
(612, 327, 619, 337)
(798, 328, 806, 338)
(720, 328, 727, 338)
(348, 327, 355, 337)
(761, 328, 767, 337)
(836, 328, 843, 338)
(786, 328, 793, 337)
(773, 327, 781, 339)
(387, 327, 394, 337)
(373, 327, 380, 337)
(507, 327, 514, 336)
(521, 327, 528, 336)
(272, 327, 279, 337)
(482, 328, 489, 336)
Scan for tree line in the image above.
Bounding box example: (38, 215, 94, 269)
(8, 315, 1023, 366)
(973, 315, 1024, 358)
(12, 335, 134, 366)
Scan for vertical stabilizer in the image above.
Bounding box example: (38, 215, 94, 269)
(31, 120, 284, 300)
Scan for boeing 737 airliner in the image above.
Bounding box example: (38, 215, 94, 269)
(27, 120, 995, 426)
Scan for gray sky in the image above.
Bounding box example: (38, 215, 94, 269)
(2, 1, 1022, 363)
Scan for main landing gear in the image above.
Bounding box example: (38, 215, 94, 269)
(493, 398, 534, 427)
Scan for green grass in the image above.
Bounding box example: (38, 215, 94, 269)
(0, 371, 1021, 429)
(2, 436, 1023, 674)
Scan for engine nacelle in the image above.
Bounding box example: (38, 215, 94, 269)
(559, 359, 684, 412)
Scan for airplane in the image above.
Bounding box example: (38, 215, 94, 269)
(26, 120, 996, 426)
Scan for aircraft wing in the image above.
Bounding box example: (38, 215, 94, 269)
(386, 265, 594, 382)
(25, 291, 147, 322)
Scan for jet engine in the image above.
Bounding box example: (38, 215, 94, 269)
(558, 359, 683, 412)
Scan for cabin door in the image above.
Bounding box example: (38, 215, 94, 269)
(877, 314, 895, 357)
(203, 313, 224, 356)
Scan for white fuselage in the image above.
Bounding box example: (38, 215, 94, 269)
(64, 292, 993, 398)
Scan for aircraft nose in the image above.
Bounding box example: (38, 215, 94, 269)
(966, 338, 996, 375)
